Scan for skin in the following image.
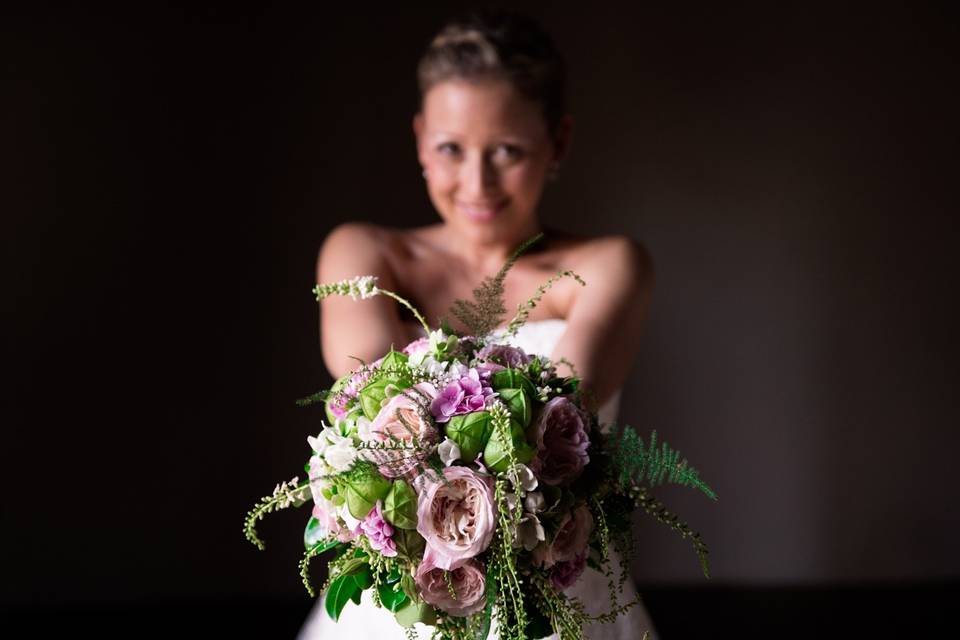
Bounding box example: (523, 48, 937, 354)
(317, 76, 653, 409)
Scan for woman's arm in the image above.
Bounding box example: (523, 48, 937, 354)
(316, 223, 410, 379)
(550, 236, 654, 409)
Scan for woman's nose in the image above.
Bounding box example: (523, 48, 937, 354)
(460, 152, 499, 198)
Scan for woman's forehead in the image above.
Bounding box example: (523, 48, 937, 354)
(421, 79, 547, 139)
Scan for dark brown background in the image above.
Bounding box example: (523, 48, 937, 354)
(3, 2, 957, 637)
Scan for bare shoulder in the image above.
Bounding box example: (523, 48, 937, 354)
(565, 234, 654, 294)
(316, 222, 401, 284)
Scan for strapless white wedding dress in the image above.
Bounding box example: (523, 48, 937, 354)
(297, 319, 660, 640)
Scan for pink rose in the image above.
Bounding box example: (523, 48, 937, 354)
(533, 503, 593, 569)
(361, 382, 439, 478)
(529, 396, 591, 486)
(415, 551, 487, 616)
(416, 466, 495, 569)
(402, 337, 430, 357)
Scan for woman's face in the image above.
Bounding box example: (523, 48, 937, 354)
(414, 77, 568, 246)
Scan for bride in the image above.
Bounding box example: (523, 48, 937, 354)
(299, 9, 658, 639)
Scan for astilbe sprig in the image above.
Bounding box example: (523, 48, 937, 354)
(313, 275, 432, 334)
(630, 484, 712, 579)
(244, 476, 311, 551)
(505, 269, 586, 337)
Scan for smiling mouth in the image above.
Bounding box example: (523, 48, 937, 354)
(457, 200, 506, 222)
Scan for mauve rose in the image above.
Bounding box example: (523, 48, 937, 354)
(415, 551, 487, 616)
(550, 552, 587, 591)
(361, 382, 439, 478)
(477, 343, 531, 368)
(528, 396, 591, 486)
(416, 465, 495, 569)
(533, 503, 594, 569)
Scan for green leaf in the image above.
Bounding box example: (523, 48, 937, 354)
(393, 529, 426, 563)
(379, 349, 410, 373)
(383, 479, 418, 529)
(338, 556, 369, 577)
(324, 574, 359, 621)
(395, 599, 437, 628)
(497, 387, 532, 428)
(491, 368, 537, 398)
(303, 517, 339, 551)
(446, 411, 493, 462)
(400, 571, 418, 602)
(378, 581, 410, 612)
(484, 419, 536, 473)
(342, 467, 392, 520)
(359, 377, 394, 421)
(525, 607, 554, 639)
(353, 566, 374, 590)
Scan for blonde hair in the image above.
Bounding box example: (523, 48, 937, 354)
(416, 9, 567, 139)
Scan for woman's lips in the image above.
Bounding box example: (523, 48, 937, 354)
(458, 200, 506, 222)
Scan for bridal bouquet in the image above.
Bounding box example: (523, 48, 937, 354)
(244, 237, 716, 640)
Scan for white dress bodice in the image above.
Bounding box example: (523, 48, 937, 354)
(296, 319, 659, 640)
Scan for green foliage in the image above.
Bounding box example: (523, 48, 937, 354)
(243, 477, 311, 551)
(295, 389, 329, 408)
(490, 368, 538, 398)
(383, 479, 418, 529)
(607, 426, 717, 500)
(449, 234, 543, 337)
(395, 599, 437, 627)
(337, 461, 392, 520)
(447, 410, 494, 462)
(633, 485, 712, 579)
(497, 387, 532, 428)
(505, 269, 586, 336)
(484, 418, 535, 473)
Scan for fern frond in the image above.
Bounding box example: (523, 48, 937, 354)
(631, 485, 712, 579)
(243, 477, 311, 551)
(448, 233, 543, 337)
(608, 426, 717, 500)
(505, 269, 586, 336)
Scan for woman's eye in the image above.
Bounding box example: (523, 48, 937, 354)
(494, 144, 524, 160)
(437, 142, 460, 156)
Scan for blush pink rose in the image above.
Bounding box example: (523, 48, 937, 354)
(415, 551, 487, 616)
(528, 396, 591, 486)
(416, 465, 495, 570)
(361, 382, 439, 478)
(533, 502, 594, 569)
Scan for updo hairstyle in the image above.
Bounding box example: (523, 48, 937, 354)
(416, 9, 568, 142)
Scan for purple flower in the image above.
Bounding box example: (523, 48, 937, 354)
(550, 552, 587, 591)
(360, 500, 397, 557)
(476, 343, 531, 368)
(528, 396, 591, 486)
(430, 368, 497, 423)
